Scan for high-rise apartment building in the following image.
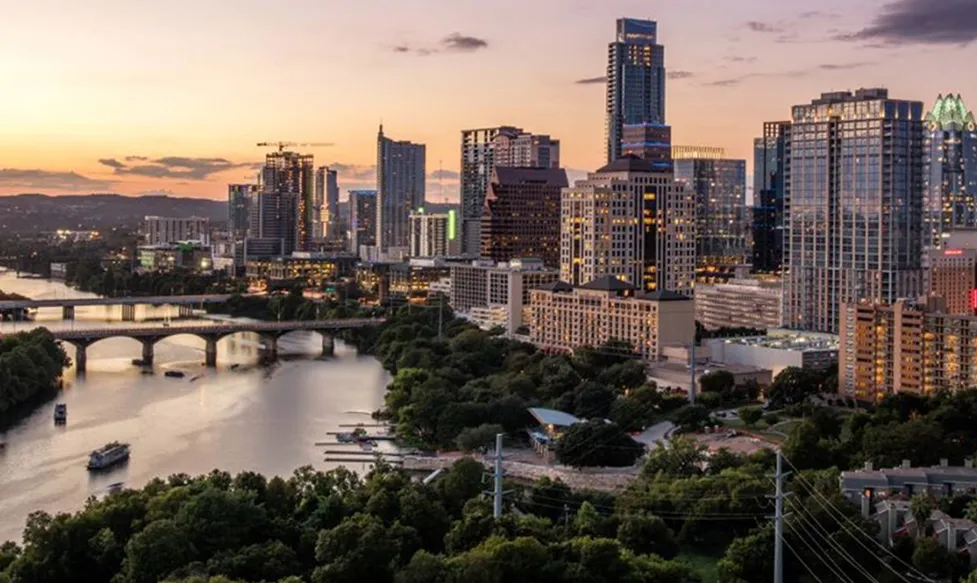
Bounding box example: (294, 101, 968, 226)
(923, 94, 977, 249)
(142, 216, 210, 246)
(377, 125, 425, 253)
(450, 258, 559, 334)
(560, 156, 695, 295)
(408, 211, 450, 258)
(695, 278, 783, 331)
(673, 150, 749, 278)
(782, 89, 925, 333)
(348, 190, 377, 255)
(606, 18, 666, 163)
(753, 122, 791, 273)
(620, 123, 672, 171)
(228, 185, 257, 240)
(925, 230, 977, 315)
(315, 167, 340, 242)
(481, 166, 568, 267)
(460, 126, 560, 255)
(254, 150, 315, 255)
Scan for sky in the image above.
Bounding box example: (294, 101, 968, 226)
(1, 0, 976, 201)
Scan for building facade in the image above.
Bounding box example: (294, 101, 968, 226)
(620, 122, 672, 171)
(409, 211, 450, 258)
(349, 190, 377, 255)
(695, 278, 782, 330)
(481, 166, 568, 267)
(315, 167, 340, 242)
(227, 184, 257, 274)
(783, 89, 925, 333)
(923, 94, 977, 249)
(605, 18, 666, 164)
(253, 150, 315, 256)
(560, 156, 695, 296)
(529, 277, 694, 361)
(449, 259, 559, 334)
(460, 126, 560, 255)
(753, 122, 791, 273)
(246, 252, 357, 288)
(142, 216, 210, 246)
(376, 125, 426, 253)
(673, 152, 749, 278)
(928, 244, 977, 315)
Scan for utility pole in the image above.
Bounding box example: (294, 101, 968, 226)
(689, 340, 697, 404)
(493, 433, 504, 518)
(438, 294, 444, 339)
(773, 450, 789, 583)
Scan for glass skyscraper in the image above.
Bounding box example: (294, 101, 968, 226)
(376, 125, 426, 253)
(782, 89, 925, 333)
(753, 122, 790, 274)
(923, 93, 977, 249)
(605, 18, 666, 164)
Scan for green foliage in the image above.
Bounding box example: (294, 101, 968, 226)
(554, 421, 645, 468)
(455, 424, 504, 453)
(0, 328, 70, 414)
(737, 407, 763, 428)
(766, 367, 823, 408)
(699, 371, 735, 395)
(673, 405, 710, 431)
(616, 513, 678, 558)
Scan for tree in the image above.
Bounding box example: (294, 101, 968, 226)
(674, 404, 710, 431)
(123, 519, 197, 583)
(912, 536, 951, 579)
(717, 526, 773, 583)
(616, 513, 678, 558)
(700, 370, 736, 396)
(909, 494, 935, 538)
(554, 421, 644, 468)
(766, 367, 818, 408)
(640, 436, 707, 479)
(738, 407, 763, 428)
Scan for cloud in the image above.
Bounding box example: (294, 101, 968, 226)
(837, 0, 977, 45)
(441, 33, 488, 52)
(668, 70, 695, 80)
(799, 11, 841, 20)
(746, 21, 783, 34)
(101, 156, 249, 180)
(703, 63, 864, 88)
(429, 169, 460, 180)
(725, 56, 758, 64)
(575, 75, 607, 85)
(818, 61, 875, 70)
(0, 169, 114, 191)
(327, 163, 376, 181)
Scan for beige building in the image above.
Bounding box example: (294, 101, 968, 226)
(450, 258, 559, 334)
(529, 276, 695, 361)
(840, 298, 977, 401)
(695, 278, 782, 330)
(926, 231, 977, 315)
(560, 157, 695, 296)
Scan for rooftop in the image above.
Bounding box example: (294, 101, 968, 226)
(638, 290, 691, 302)
(492, 166, 569, 187)
(925, 93, 976, 130)
(528, 407, 582, 428)
(596, 155, 661, 174)
(721, 332, 839, 352)
(579, 275, 637, 292)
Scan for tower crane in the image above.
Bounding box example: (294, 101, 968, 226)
(256, 141, 334, 153)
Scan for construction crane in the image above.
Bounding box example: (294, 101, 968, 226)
(256, 141, 334, 153)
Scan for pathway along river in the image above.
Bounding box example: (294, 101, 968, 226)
(0, 272, 391, 543)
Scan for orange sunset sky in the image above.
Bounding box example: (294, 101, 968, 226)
(2, 0, 975, 201)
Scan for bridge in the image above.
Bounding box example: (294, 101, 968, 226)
(51, 318, 385, 373)
(0, 294, 241, 321)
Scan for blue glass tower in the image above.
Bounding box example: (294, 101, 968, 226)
(606, 18, 666, 164)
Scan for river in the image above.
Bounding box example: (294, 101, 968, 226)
(0, 271, 391, 543)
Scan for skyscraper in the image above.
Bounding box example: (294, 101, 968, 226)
(408, 211, 450, 258)
(673, 148, 749, 279)
(560, 156, 695, 295)
(782, 89, 925, 333)
(460, 126, 560, 255)
(923, 94, 977, 249)
(620, 122, 672, 171)
(315, 166, 340, 241)
(255, 150, 315, 256)
(753, 122, 791, 273)
(481, 166, 568, 267)
(376, 125, 425, 253)
(228, 184, 257, 240)
(606, 18, 666, 164)
(349, 190, 377, 255)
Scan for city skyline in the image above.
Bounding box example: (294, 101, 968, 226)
(2, 0, 975, 200)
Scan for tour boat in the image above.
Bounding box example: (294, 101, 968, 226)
(87, 442, 130, 470)
(53, 404, 67, 424)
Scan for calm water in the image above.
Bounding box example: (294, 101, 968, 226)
(0, 271, 391, 543)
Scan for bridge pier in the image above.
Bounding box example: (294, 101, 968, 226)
(205, 337, 218, 368)
(179, 305, 194, 318)
(322, 334, 335, 356)
(62, 306, 75, 320)
(259, 334, 279, 364)
(121, 304, 136, 322)
(75, 344, 87, 375)
(141, 340, 154, 367)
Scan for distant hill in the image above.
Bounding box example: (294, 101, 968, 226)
(0, 194, 227, 233)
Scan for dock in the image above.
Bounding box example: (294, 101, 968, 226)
(325, 431, 396, 441)
(321, 449, 405, 457)
(337, 423, 388, 428)
(325, 455, 403, 465)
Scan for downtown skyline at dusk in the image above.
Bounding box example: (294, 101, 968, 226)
(2, 0, 976, 199)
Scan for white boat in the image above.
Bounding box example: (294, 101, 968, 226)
(87, 442, 130, 470)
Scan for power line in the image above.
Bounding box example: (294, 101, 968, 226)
(787, 499, 878, 583)
(783, 535, 826, 583)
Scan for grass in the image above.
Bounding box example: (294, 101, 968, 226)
(677, 550, 721, 582)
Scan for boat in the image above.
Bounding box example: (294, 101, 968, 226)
(107, 482, 124, 493)
(87, 442, 130, 470)
(53, 404, 67, 424)
(131, 358, 147, 367)
(336, 432, 355, 444)
(164, 370, 185, 379)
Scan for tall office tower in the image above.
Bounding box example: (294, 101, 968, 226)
(460, 126, 560, 255)
(481, 166, 568, 267)
(560, 156, 695, 295)
(408, 211, 450, 257)
(315, 167, 340, 241)
(673, 148, 749, 279)
(349, 190, 377, 255)
(753, 122, 791, 273)
(255, 150, 315, 255)
(606, 18, 666, 164)
(621, 123, 673, 171)
(782, 89, 925, 333)
(228, 184, 257, 240)
(376, 125, 426, 253)
(923, 94, 977, 249)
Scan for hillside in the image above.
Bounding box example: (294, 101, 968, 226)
(0, 194, 227, 233)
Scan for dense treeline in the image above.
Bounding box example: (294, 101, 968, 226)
(0, 328, 70, 415)
(210, 288, 383, 323)
(349, 304, 672, 465)
(0, 460, 706, 583)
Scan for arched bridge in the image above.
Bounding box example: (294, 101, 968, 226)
(51, 318, 385, 373)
